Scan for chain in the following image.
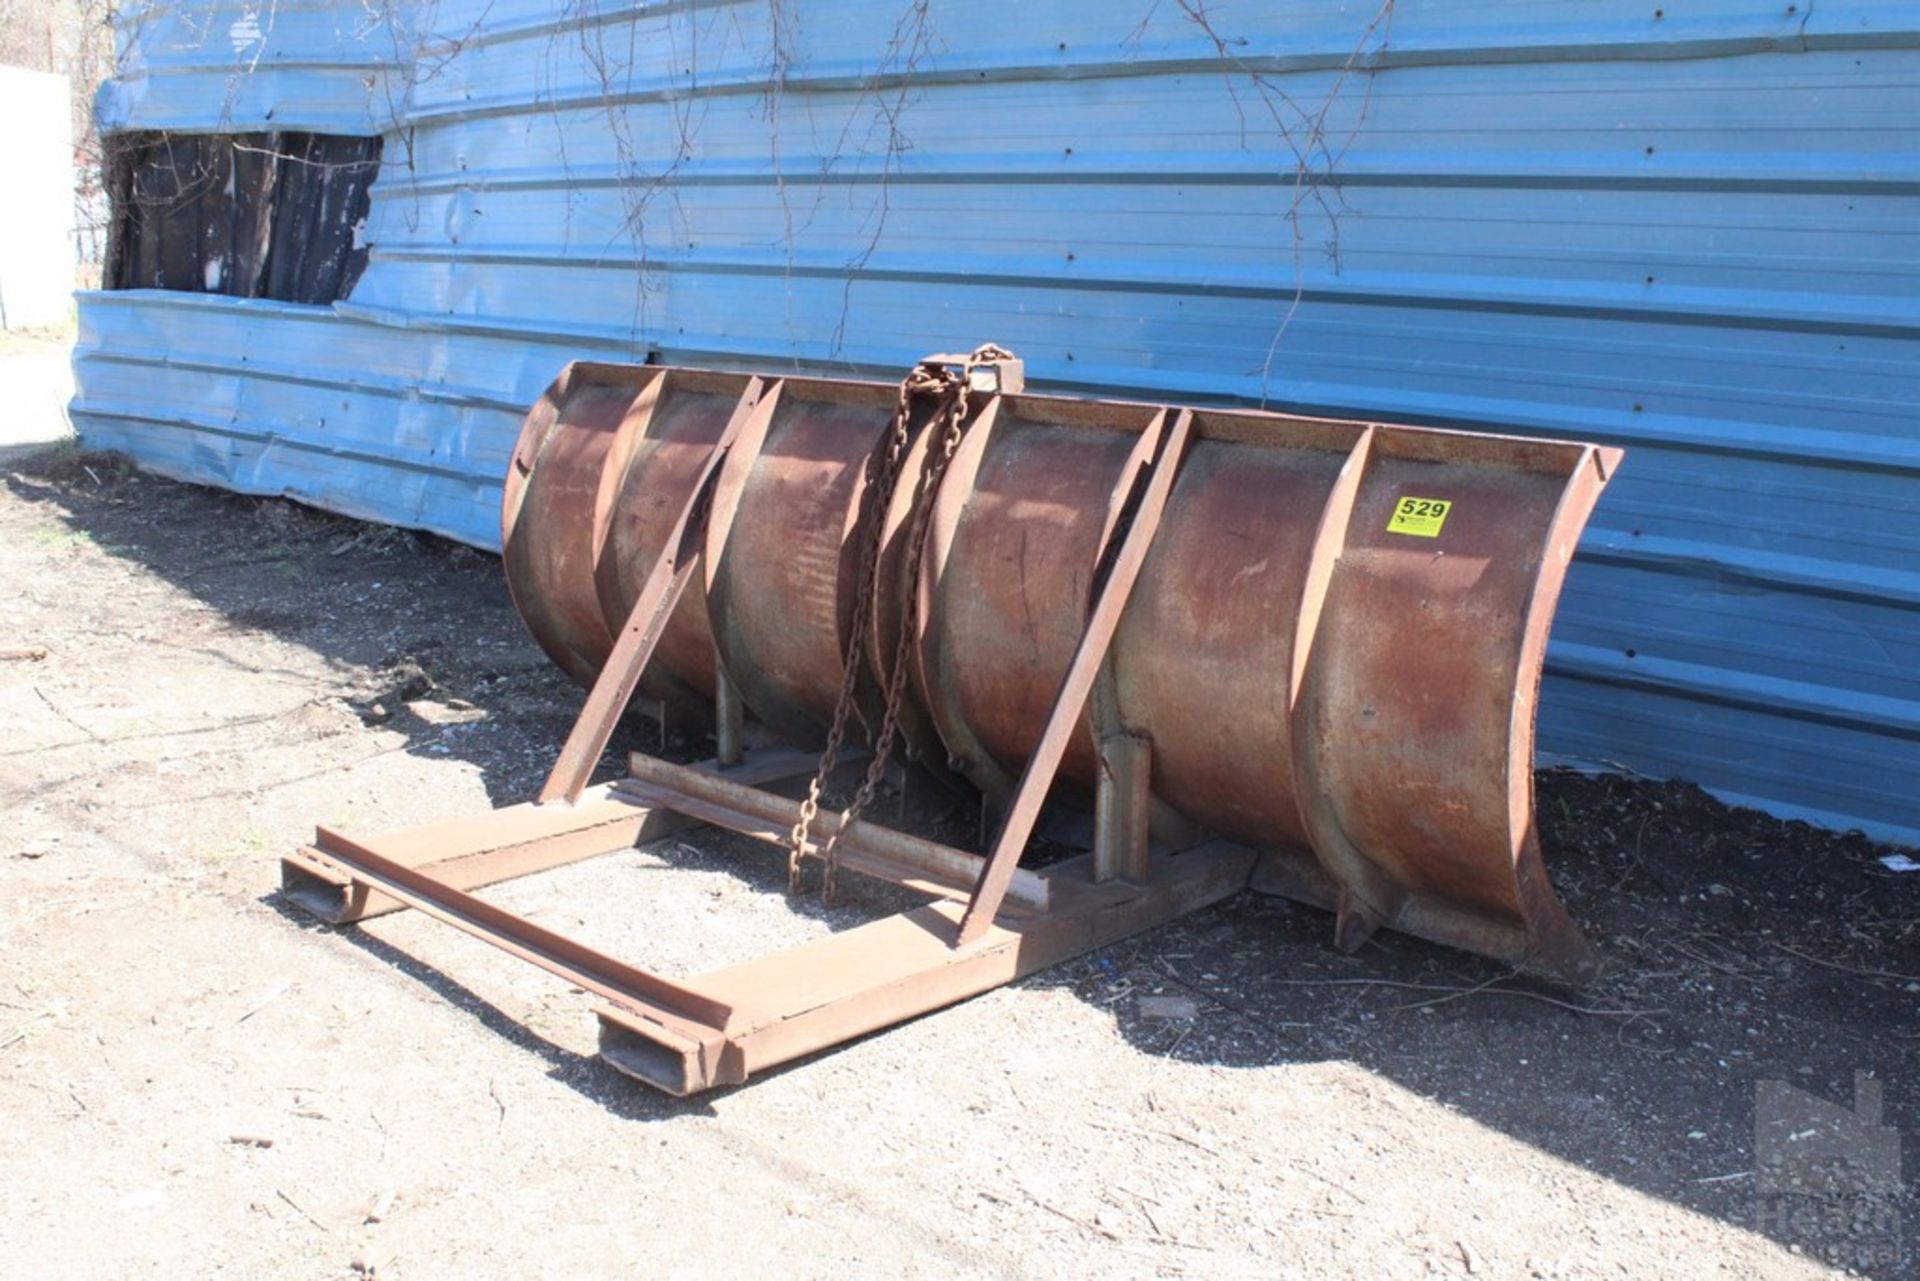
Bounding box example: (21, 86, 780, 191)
(788, 343, 1015, 900)
(785, 367, 920, 891)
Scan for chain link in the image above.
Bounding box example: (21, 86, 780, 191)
(788, 344, 1015, 899)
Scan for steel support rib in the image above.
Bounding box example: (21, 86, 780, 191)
(539, 377, 763, 804)
(957, 409, 1194, 944)
(1093, 732, 1152, 884)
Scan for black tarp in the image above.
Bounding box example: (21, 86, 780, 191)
(104, 131, 382, 305)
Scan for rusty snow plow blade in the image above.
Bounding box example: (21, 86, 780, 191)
(281, 348, 1620, 1096)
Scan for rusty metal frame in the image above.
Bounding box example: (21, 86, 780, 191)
(280, 370, 1242, 1095)
(291, 807, 1253, 1094)
(282, 342, 1622, 1095)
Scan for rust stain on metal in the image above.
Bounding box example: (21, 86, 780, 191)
(503, 365, 1616, 975)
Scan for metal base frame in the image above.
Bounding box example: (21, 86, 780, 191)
(284, 783, 1252, 1095)
(278, 380, 1246, 1095)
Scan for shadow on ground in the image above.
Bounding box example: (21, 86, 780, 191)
(15, 449, 1920, 1277)
(4, 449, 708, 808)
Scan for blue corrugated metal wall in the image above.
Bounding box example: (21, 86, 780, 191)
(73, 0, 1920, 846)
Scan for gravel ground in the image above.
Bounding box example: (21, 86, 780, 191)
(2, 438, 1916, 1280)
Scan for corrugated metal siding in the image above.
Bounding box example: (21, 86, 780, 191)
(72, 0, 1920, 846)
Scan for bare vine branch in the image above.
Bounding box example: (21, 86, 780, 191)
(826, 0, 943, 361)
(1172, 0, 1397, 403)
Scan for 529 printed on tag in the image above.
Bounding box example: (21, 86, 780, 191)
(1387, 496, 1452, 538)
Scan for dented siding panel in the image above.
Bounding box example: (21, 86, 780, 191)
(95, 1, 406, 135)
(72, 0, 1920, 847)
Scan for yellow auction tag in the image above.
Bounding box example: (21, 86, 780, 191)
(1387, 496, 1451, 537)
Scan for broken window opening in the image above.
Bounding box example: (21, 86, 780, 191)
(103, 130, 382, 305)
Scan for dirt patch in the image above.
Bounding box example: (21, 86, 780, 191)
(3, 450, 1916, 1279)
